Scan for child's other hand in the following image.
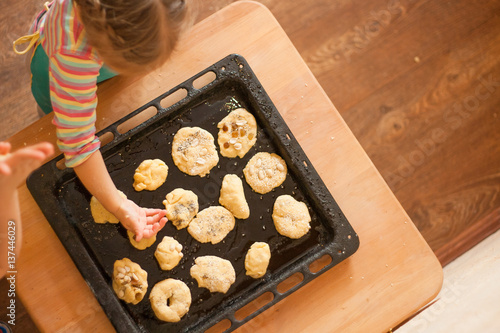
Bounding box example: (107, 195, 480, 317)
(0, 142, 54, 189)
(115, 199, 168, 242)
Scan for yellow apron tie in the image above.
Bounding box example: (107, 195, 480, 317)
(12, 2, 51, 55)
(13, 31, 40, 55)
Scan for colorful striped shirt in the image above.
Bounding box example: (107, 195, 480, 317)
(38, 0, 101, 167)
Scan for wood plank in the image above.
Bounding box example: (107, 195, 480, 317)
(338, 9, 500, 254)
(0, 0, 42, 141)
(435, 207, 500, 266)
(6, 2, 442, 332)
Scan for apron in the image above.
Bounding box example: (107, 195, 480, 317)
(13, 1, 117, 115)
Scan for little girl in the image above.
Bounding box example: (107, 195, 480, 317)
(14, 0, 191, 241)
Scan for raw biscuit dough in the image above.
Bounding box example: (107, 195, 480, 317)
(90, 190, 127, 224)
(217, 108, 257, 158)
(243, 152, 287, 194)
(187, 206, 235, 244)
(127, 230, 157, 250)
(155, 236, 184, 270)
(112, 258, 148, 305)
(163, 188, 198, 230)
(172, 127, 219, 177)
(133, 159, 168, 191)
(272, 195, 311, 239)
(245, 242, 271, 279)
(219, 174, 250, 219)
(190, 256, 236, 293)
(150, 278, 191, 322)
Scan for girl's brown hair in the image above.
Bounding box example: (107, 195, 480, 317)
(73, 0, 191, 74)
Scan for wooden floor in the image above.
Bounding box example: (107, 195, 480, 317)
(1, 0, 499, 330)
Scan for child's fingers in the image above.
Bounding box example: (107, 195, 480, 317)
(142, 228, 157, 240)
(149, 212, 168, 224)
(8, 142, 54, 164)
(151, 222, 160, 233)
(0, 163, 12, 175)
(152, 219, 167, 234)
(31, 142, 54, 157)
(133, 228, 144, 242)
(146, 215, 158, 224)
(145, 210, 166, 224)
(157, 218, 167, 232)
(0, 142, 11, 155)
(14, 149, 47, 162)
(144, 208, 167, 217)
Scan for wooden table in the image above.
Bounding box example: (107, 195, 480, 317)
(10, 2, 442, 332)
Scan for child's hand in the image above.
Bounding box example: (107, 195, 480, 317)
(0, 142, 54, 189)
(114, 198, 168, 242)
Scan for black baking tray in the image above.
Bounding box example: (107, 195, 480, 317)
(27, 54, 359, 332)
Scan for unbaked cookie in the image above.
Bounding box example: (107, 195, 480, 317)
(243, 152, 287, 194)
(219, 174, 250, 219)
(245, 242, 271, 279)
(272, 195, 311, 239)
(190, 256, 236, 293)
(112, 258, 148, 305)
(172, 127, 219, 177)
(150, 278, 191, 322)
(163, 188, 198, 230)
(155, 236, 183, 270)
(133, 159, 168, 191)
(127, 230, 157, 250)
(217, 108, 257, 158)
(187, 206, 235, 244)
(90, 190, 127, 224)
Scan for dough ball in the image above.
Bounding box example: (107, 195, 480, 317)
(155, 236, 184, 270)
(112, 258, 148, 305)
(187, 206, 235, 244)
(243, 152, 287, 194)
(172, 127, 219, 177)
(133, 159, 168, 191)
(219, 174, 250, 219)
(217, 108, 257, 158)
(190, 256, 235, 293)
(272, 195, 311, 239)
(150, 278, 191, 322)
(163, 188, 198, 230)
(127, 230, 156, 250)
(245, 242, 271, 279)
(90, 190, 127, 224)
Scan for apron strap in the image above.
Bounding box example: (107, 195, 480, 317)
(12, 2, 51, 55)
(13, 31, 40, 55)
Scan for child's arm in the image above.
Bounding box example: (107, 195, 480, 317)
(46, 51, 167, 242)
(74, 150, 167, 241)
(0, 142, 54, 278)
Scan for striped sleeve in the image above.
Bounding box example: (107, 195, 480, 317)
(49, 51, 101, 168)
